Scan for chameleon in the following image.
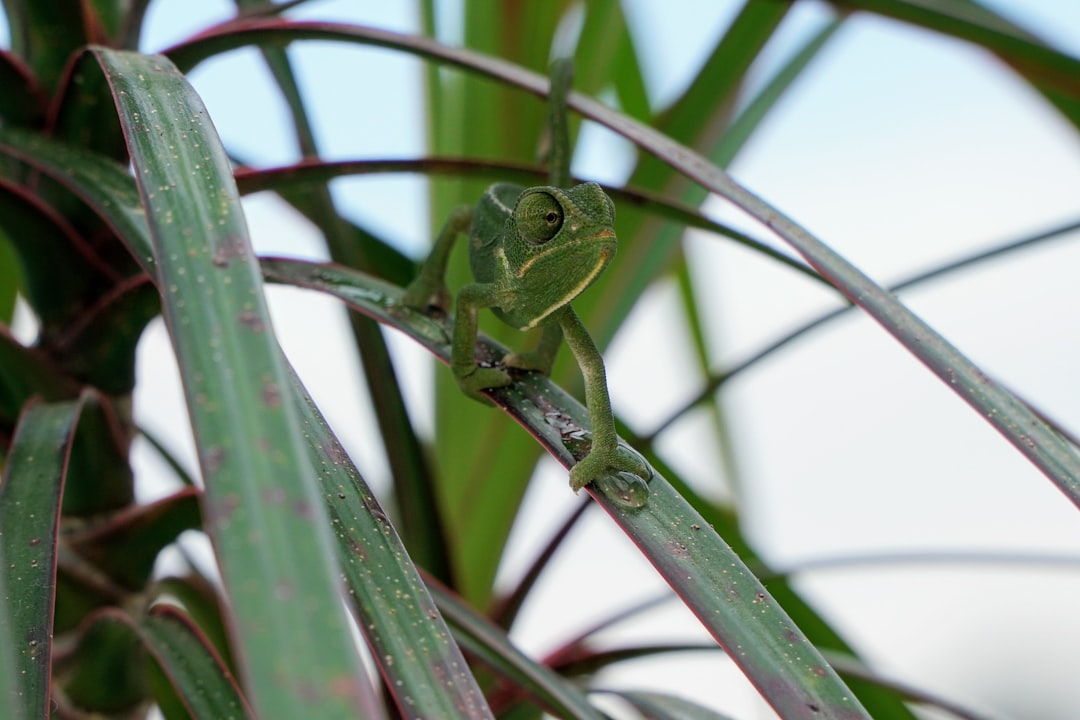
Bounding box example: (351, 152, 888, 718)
(403, 60, 651, 495)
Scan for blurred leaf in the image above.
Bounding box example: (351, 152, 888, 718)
(650, 216, 1080, 439)
(151, 575, 236, 675)
(575, 0, 651, 121)
(424, 576, 604, 719)
(139, 425, 198, 486)
(62, 610, 147, 712)
(236, 158, 822, 285)
(1, 0, 88, 93)
(613, 690, 736, 720)
(489, 499, 590, 629)
(61, 389, 134, 516)
(70, 488, 201, 590)
(0, 178, 114, 340)
(0, 328, 81, 431)
(137, 606, 255, 720)
(0, 126, 155, 269)
(0, 49, 46, 127)
(0, 397, 82, 719)
(54, 275, 160, 395)
(86, 0, 151, 48)
(0, 234, 18, 324)
(93, 48, 375, 719)
(669, 14, 844, 505)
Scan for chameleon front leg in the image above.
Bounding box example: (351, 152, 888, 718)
(503, 322, 563, 376)
(450, 282, 513, 403)
(557, 307, 651, 492)
(402, 205, 474, 312)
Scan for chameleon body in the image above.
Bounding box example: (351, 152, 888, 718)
(403, 62, 651, 494)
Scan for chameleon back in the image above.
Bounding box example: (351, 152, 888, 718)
(468, 182, 522, 285)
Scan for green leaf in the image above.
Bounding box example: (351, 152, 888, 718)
(136, 606, 255, 720)
(613, 690, 736, 720)
(0, 397, 82, 720)
(0, 125, 490, 717)
(228, 14, 450, 582)
(91, 48, 374, 719)
(426, 579, 604, 720)
(258, 256, 871, 719)
(0, 328, 81, 430)
(287, 370, 494, 720)
(151, 575, 236, 675)
(63, 610, 148, 712)
(0, 234, 19, 325)
(0, 50, 46, 128)
(61, 388, 135, 516)
(0, 178, 111, 339)
(69, 488, 201, 590)
(1, 0, 89, 93)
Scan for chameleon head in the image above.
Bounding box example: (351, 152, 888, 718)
(501, 182, 617, 329)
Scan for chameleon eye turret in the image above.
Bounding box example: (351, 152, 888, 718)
(515, 191, 564, 244)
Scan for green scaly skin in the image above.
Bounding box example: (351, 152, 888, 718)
(403, 60, 651, 494)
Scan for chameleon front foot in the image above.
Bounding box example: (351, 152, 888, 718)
(401, 277, 450, 314)
(569, 443, 652, 495)
(454, 365, 512, 405)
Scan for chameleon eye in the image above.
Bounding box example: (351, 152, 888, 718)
(515, 191, 564, 244)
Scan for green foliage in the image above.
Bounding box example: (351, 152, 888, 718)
(0, 2, 1077, 718)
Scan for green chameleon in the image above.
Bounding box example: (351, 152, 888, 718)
(404, 60, 651, 496)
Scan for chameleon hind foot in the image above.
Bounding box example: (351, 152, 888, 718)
(569, 442, 652, 494)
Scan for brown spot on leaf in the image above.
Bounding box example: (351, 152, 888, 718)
(262, 486, 286, 505)
(212, 235, 247, 267)
(202, 445, 226, 474)
(238, 309, 265, 332)
(212, 493, 241, 524)
(293, 498, 315, 520)
(261, 377, 281, 407)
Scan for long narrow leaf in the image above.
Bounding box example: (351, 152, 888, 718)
(135, 606, 255, 719)
(425, 577, 604, 720)
(288, 371, 495, 720)
(0, 397, 83, 719)
(91, 48, 375, 719)
(259, 256, 872, 719)
(231, 17, 450, 581)
(0, 123, 491, 719)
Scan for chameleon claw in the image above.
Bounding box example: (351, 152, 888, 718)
(569, 443, 652, 495)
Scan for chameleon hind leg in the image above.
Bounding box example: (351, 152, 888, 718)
(558, 307, 652, 492)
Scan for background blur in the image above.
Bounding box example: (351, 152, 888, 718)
(8, 1, 1080, 717)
